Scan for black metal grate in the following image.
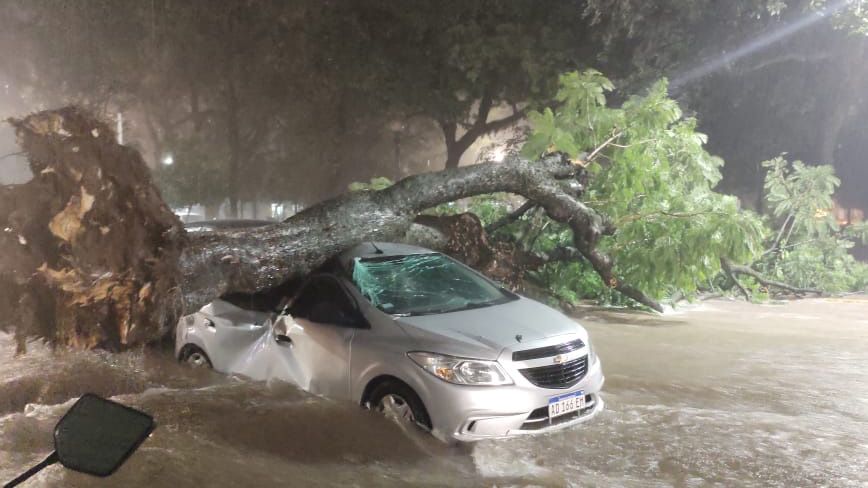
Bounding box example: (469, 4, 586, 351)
(519, 355, 588, 389)
(512, 338, 585, 362)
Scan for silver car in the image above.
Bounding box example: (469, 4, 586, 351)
(175, 242, 604, 442)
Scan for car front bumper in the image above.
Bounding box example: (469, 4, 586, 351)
(416, 358, 605, 442)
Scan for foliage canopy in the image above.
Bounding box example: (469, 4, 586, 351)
(756, 156, 868, 292)
(519, 70, 764, 302)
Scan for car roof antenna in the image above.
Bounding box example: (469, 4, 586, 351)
(369, 242, 384, 254)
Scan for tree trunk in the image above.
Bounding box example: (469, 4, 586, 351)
(179, 150, 619, 310)
(1, 107, 661, 351)
(441, 121, 462, 169)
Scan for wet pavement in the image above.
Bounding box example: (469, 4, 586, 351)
(1, 297, 866, 487)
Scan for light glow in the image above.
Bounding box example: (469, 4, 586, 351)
(671, 0, 850, 90)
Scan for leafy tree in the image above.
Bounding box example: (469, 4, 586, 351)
(309, 0, 594, 168)
(519, 70, 764, 302)
(755, 156, 868, 291)
(810, 0, 868, 33)
(582, 0, 868, 214)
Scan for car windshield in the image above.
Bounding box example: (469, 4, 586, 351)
(351, 253, 514, 315)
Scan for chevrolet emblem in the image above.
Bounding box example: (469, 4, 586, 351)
(553, 354, 566, 364)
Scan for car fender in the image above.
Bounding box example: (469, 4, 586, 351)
(175, 313, 211, 360)
(354, 354, 436, 406)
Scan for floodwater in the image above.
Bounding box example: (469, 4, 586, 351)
(1, 297, 866, 487)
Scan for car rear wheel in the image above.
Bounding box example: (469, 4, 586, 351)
(369, 381, 431, 432)
(180, 345, 212, 369)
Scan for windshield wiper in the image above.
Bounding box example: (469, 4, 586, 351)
(453, 300, 497, 312)
(402, 300, 497, 316)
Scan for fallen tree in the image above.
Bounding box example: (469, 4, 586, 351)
(0, 107, 663, 351)
(717, 156, 868, 301)
(7, 72, 852, 352)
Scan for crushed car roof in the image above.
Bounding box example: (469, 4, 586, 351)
(338, 242, 435, 269)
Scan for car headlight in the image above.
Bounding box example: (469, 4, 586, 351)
(588, 339, 598, 365)
(407, 352, 513, 386)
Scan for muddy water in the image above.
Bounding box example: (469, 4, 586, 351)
(1, 297, 867, 487)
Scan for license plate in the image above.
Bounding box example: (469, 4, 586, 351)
(548, 391, 585, 419)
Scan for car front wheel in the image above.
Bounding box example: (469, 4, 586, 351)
(369, 381, 432, 432)
(180, 345, 212, 369)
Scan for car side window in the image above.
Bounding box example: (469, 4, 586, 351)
(290, 276, 356, 321)
(289, 280, 322, 318)
(312, 279, 356, 317)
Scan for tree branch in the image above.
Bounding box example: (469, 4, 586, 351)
(617, 210, 730, 226)
(720, 258, 751, 301)
(475, 108, 527, 139)
(765, 213, 794, 256)
(540, 246, 585, 264)
(575, 241, 664, 312)
(475, 90, 494, 130)
(441, 97, 528, 169)
(585, 130, 623, 163)
(486, 200, 536, 233)
(454, 107, 528, 155)
(722, 259, 823, 296)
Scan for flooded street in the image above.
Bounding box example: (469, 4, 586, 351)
(1, 297, 866, 487)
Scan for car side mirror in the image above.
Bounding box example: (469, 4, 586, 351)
(4, 394, 154, 487)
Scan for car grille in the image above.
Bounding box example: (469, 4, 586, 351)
(512, 338, 585, 361)
(518, 355, 588, 389)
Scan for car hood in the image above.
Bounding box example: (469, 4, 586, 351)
(394, 297, 583, 360)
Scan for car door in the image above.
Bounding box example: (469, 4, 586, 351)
(271, 275, 364, 400)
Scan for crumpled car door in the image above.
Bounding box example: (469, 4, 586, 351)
(279, 314, 354, 399)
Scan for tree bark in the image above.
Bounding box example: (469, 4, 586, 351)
(181, 150, 616, 310)
(2, 107, 661, 351)
(720, 258, 752, 301)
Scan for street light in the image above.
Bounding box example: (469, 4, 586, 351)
(162, 154, 174, 166)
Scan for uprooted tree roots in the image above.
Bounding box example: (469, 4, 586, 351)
(1, 108, 185, 351)
(1, 107, 663, 352)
